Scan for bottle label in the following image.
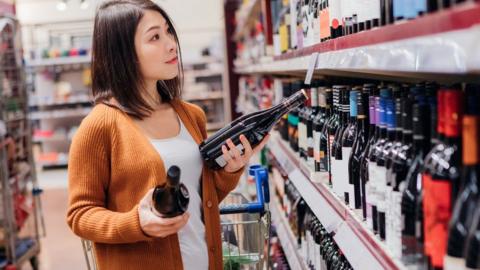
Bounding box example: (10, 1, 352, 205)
(320, 4, 330, 39)
(314, 130, 321, 162)
(423, 173, 452, 268)
(273, 34, 281, 56)
(374, 166, 387, 212)
(389, 191, 403, 258)
(367, 0, 381, 20)
(297, 24, 304, 49)
(444, 255, 466, 270)
(365, 181, 373, 230)
(279, 24, 288, 52)
(290, 0, 298, 49)
(341, 147, 353, 203)
(313, 9, 320, 43)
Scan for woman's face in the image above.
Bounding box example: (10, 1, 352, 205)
(135, 10, 178, 82)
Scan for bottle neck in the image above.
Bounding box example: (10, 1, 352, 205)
(358, 116, 369, 136)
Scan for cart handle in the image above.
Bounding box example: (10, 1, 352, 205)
(220, 164, 270, 215)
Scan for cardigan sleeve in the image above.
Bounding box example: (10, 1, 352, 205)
(190, 103, 245, 202)
(66, 111, 151, 244)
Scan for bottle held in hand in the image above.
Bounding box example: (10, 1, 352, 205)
(152, 166, 190, 218)
(199, 89, 308, 170)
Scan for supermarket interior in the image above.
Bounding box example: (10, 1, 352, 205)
(0, 0, 480, 269)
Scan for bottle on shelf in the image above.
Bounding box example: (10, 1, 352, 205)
(444, 85, 480, 270)
(341, 89, 359, 205)
(349, 87, 371, 210)
(422, 88, 463, 269)
(331, 86, 350, 196)
(199, 88, 307, 170)
(367, 88, 392, 234)
(152, 166, 190, 218)
(326, 86, 341, 186)
(313, 87, 329, 173)
(307, 85, 320, 168)
(401, 100, 431, 264)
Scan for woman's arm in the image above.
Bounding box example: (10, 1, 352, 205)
(66, 114, 150, 244)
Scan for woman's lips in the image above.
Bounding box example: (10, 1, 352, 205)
(166, 56, 178, 64)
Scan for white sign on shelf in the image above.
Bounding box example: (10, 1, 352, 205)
(304, 52, 319, 85)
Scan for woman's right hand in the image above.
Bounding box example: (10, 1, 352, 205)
(138, 189, 190, 238)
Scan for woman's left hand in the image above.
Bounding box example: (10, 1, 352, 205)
(221, 133, 271, 173)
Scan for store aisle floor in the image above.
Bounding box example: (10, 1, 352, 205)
(22, 169, 86, 270)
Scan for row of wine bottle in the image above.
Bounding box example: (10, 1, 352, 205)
(270, 0, 473, 55)
(281, 177, 353, 270)
(270, 227, 293, 270)
(275, 80, 480, 270)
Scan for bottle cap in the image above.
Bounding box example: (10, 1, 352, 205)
(379, 97, 388, 127)
(463, 116, 479, 165)
(349, 90, 358, 117)
(167, 165, 181, 186)
(380, 88, 392, 98)
(437, 90, 446, 135)
(395, 98, 403, 131)
(465, 84, 480, 116)
(402, 98, 413, 133)
(357, 92, 367, 118)
(413, 103, 428, 139)
(375, 97, 382, 126)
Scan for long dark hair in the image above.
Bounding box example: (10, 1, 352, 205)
(91, 0, 183, 119)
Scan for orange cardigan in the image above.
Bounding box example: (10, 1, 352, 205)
(67, 100, 244, 270)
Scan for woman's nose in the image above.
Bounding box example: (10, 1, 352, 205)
(166, 35, 176, 53)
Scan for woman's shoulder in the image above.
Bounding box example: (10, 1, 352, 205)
(76, 103, 123, 135)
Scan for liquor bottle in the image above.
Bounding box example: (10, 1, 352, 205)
(319, 88, 333, 173)
(464, 204, 480, 270)
(332, 86, 350, 196)
(313, 87, 328, 172)
(367, 88, 392, 233)
(360, 86, 379, 220)
(290, 0, 299, 50)
(349, 89, 370, 209)
(376, 97, 396, 241)
(365, 0, 381, 29)
(279, 83, 292, 141)
(390, 97, 414, 258)
(152, 166, 190, 218)
(200, 89, 307, 170)
(422, 89, 463, 269)
(444, 86, 480, 270)
(342, 89, 359, 205)
(307, 86, 320, 168)
(329, 0, 343, 38)
(401, 101, 430, 263)
(298, 87, 310, 159)
(326, 86, 341, 186)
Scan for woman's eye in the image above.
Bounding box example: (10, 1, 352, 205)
(151, 34, 160, 41)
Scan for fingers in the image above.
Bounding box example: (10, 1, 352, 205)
(226, 139, 242, 159)
(239, 134, 253, 159)
(142, 212, 190, 238)
(221, 145, 232, 163)
(156, 212, 189, 226)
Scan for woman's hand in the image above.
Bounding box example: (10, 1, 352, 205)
(138, 189, 190, 238)
(221, 133, 271, 173)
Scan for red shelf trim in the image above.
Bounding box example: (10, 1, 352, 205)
(274, 3, 480, 61)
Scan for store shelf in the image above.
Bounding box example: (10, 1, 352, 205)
(29, 96, 92, 107)
(25, 55, 90, 67)
(268, 131, 408, 270)
(30, 108, 90, 120)
(235, 2, 480, 80)
(233, 0, 262, 41)
(270, 194, 308, 270)
(184, 69, 223, 78)
(183, 91, 224, 101)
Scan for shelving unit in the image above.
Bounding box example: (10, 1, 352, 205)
(234, 2, 480, 82)
(0, 15, 44, 269)
(268, 132, 407, 270)
(233, 0, 262, 41)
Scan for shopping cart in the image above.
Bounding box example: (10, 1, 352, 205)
(219, 164, 271, 270)
(80, 164, 271, 270)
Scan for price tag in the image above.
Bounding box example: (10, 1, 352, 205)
(304, 52, 319, 85)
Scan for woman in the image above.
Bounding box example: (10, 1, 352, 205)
(66, 1, 269, 269)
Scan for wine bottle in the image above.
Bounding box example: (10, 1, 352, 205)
(307, 86, 320, 168)
(298, 87, 309, 159)
(401, 101, 430, 263)
(152, 166, 190, 218)
(342, 89, 359, 205)
(314, 87, 328, 172)
(464, 204, 480, 270)
(279, 83, 292, 141)
(332, 86, 350, 196)
(349, 89, 370, 209)
(327, 86, 341, 186)
(423, 89, 463, 269)
(444, 86, 480, 270)
(376, 97, 396, 241)
(200, 89, 307, 170)
(368, 88, 392, 233)
(360, 87, 379, 220)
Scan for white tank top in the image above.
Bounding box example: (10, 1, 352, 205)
(149, 116, 208, 270)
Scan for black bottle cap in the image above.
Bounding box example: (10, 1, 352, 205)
(395, 98, 403, 131)
(167, 165, 181, 186)
(412, 103, 429, 138)
(465, 84, 480, 116)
